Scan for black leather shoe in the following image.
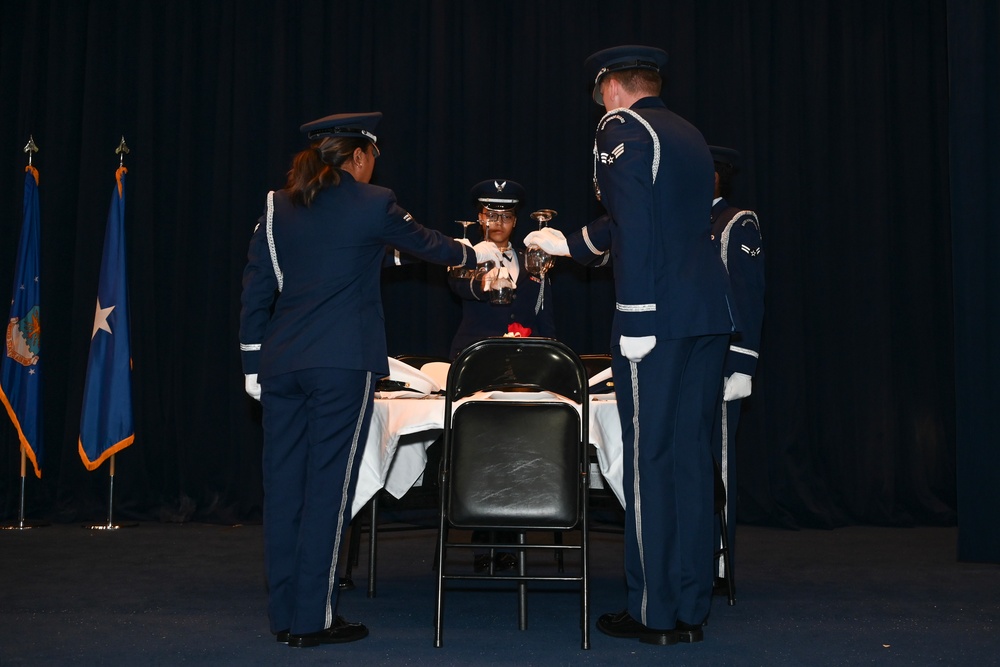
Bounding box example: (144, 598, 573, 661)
(473, 554, 492, 573)
(287, 616, 369, 647)
(675, 620, 704, 643)
(597, 610, 678, 645)
(274, 630, 289, 643)
(495, 552, 518, 571)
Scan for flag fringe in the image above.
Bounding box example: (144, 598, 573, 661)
(115, 165, 127, 198)
(0, 387, 41, 478)
(78, 434, 134, 472)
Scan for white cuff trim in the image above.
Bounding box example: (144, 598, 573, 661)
(616, 302, 656, 313)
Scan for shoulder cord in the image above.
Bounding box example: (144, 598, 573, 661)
(719, 210, 759, 272)
(265, 190, 283, 292)
(534, 275, 546, 314)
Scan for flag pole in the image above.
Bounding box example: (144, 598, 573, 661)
(87, 453, 134, 530)
(1, 137, 48, 531)
(85, 137, 136, 531)
(0, 447, 48, 530)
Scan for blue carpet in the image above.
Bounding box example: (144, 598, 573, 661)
(1, 522, 997, 666)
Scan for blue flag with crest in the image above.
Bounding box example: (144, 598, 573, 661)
(1, 166, 43, 478)
(79, 166, 134, 470)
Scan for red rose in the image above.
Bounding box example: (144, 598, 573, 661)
(507, 323, 532, 337)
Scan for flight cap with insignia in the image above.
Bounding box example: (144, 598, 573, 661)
(585, 45, 668, 106)
(300, 112, 382, 155)
(470, 179, 525, 211)
(709, 145, 741, 169)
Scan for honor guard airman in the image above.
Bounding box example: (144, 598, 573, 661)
(708, 145, 765, 591)
(525, 45, 737, 645)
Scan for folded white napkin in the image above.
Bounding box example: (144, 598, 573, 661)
(588, 366, 612, 386)
(588, 366, 615, 395)
(419, 361, 450, 390)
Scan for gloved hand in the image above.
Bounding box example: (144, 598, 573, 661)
(523, 228, 570, 256)
(723, 372, 752, 401)
(619, 335, 656, 362)
(473, 240, 504, 266)
(480, 265, 499, 290)
(245, 373, 261, 401)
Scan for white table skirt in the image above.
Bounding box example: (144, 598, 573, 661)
(351, 394, 623, 517)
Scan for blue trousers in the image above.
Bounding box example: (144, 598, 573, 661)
(260, 367, 374, 635)
(612, 334, 728, 630)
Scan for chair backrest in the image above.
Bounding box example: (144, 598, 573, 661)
(443, 338, 589, 531)
(447, 337, 587, 401)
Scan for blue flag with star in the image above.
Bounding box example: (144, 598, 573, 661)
(79, 166, 134, 470)
(1, 166, 43, 478)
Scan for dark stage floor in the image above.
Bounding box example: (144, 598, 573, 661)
(1, 520, 997, 666)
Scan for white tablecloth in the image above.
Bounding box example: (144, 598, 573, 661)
(351, 394, 624, 517)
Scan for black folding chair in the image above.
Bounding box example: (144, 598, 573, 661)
(433, 337, 590, 649)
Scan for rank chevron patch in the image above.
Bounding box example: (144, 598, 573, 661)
(599, 143, 625, 165)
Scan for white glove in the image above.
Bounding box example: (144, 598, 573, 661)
(523, 228, 569, 256)
(245, 373, 261, 401)
(723, 372, 752, 401)
(619, 335, 656, 362)
(480, 266, 499, 290)
(473, 240, 504, 266)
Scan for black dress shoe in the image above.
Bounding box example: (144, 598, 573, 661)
(473, 554, 492, 573)
(287, 616, 369, 648)
(675, 620, 704, 643)
(494, 552, 518, 571)
(596, 610, 678, 645)
(274, 630, 289, 643)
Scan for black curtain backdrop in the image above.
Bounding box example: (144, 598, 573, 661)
(948, 2, 1000, 563)
(0, 1, 982, 545)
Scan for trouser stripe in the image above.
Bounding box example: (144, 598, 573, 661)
(324, 371, 371, 628)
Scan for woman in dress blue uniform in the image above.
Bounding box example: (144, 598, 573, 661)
(526, 46, 736, 646)
(448, 179, 555, 360)
(238, 112, 500, 648)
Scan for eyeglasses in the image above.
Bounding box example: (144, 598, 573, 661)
(483, 212, 516, 224)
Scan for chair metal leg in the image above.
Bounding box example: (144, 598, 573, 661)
(367, 492, 379, 598)
(718, 507, 736, 606)
(517, 532, 527, 631)
(553, 531, 564, 572)
(433, 514, 447, 647)
(581, 476, 591, 649)
(342, 505, 364, 587)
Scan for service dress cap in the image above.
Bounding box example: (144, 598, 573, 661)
(299, 112, 382, 151)
(584, 45, 668, 106)
(709, 145, 741, 168)
(470, 179, 526, 211)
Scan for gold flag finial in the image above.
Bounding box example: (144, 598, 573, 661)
(23, 136, 39, 165)
(115, 136, 130, 166)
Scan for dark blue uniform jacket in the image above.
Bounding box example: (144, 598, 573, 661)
(711, 198, 764, 377)
(448, 249, 555, 359)
(567, 97, 736, 342)
(240, 172, 476, 379)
